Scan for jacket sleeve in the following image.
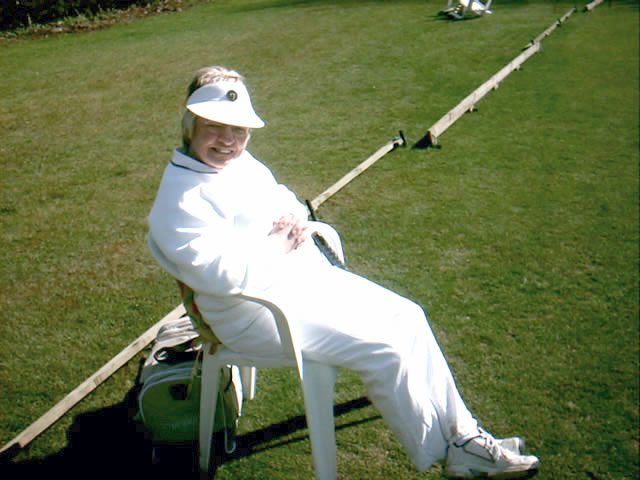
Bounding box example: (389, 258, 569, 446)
(147, 170, 304, 297)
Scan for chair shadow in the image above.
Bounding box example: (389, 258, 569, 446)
(221, 396, 376, 460)
(1, 390, 377, 480)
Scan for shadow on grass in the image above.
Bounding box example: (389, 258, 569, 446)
(0, 391, 376, 479)
(222, 396, 376, 458)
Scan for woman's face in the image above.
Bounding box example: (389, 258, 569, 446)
(188, 117, 250, 169)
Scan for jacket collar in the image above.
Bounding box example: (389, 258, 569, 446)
(171, 148, 222, 174)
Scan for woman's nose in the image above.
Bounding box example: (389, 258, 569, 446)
(219, 126, 235, 143)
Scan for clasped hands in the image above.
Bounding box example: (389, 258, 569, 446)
(269, 214, 310, 253)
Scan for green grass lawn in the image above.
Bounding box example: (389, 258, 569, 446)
(0, 1, 638, 479)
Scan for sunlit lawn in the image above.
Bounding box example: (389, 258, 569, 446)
(0, 1, 637, 479)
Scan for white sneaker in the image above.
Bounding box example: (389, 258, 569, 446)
(479, 428, 525, 455)
(496, 437, 525, 456)
(445, 431, 540, 479)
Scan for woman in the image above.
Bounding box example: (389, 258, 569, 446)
(147, 65, 540, 478)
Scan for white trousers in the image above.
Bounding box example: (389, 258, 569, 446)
(217, 241, 480, 470)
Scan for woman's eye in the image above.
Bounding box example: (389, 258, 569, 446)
(232, 128, 248, 136)
(204, 124, 248, 137)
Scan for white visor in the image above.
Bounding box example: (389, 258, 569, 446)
(186, 80, 265, 128)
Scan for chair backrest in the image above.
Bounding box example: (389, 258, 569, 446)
(148, 224, 346, 379)
(148, 234, 304, 378)
(237, 288, 304, 379)
(174, 280, 303, 378)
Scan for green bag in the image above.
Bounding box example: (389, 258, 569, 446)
(136, 317, 241, 453)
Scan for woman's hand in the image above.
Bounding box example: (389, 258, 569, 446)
(269, 214, 310, 253)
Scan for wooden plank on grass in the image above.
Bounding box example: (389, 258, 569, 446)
(0, 303, 186, 460)
(584, 0, 605, 11)
(425, 41, 541, 146)
(525, 7, 576, 48)
(306, 133, 406, 216)
(416, 7, 576, 148)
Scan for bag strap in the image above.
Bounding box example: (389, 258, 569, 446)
(176, 280, 222, 354)
(312, 232, 347, 270)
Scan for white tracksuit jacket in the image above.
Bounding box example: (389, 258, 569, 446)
(147, 148, 479, 469)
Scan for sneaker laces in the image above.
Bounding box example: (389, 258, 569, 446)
(477, 430, 502, 460)
(454, 430, 507, 463)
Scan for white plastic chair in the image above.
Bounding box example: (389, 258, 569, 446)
(198, 290, 338, 479)
(441, 0, 493, 19)
(147, 224, 345, 479)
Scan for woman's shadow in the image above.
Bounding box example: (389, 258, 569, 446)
(1, 385, 375, 480)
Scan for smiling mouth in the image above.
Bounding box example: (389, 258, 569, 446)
(213, 147, 234, 155)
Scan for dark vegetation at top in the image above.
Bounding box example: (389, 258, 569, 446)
(0, 0, 202, 38)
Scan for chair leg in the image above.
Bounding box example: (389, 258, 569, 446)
(301, 361, 338, 480)
(463, 0, 472, 16)
(239, 366, 257, 400)
(199, 351, 223, 475)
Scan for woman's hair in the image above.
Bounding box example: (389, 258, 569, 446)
(182, 66, 247, 150)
